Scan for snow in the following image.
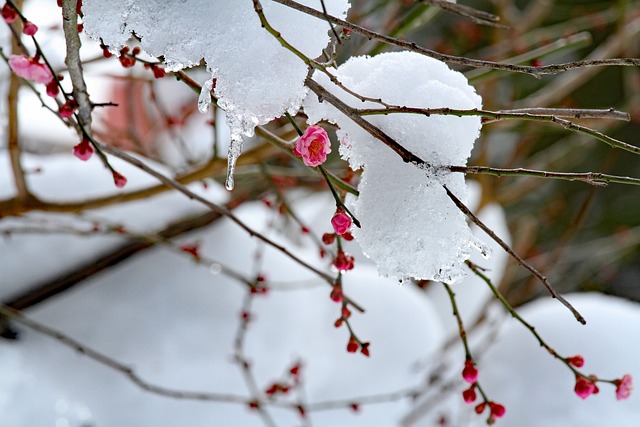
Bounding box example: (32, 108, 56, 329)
(82, 0, 351, 189)
(303, 51, 484, 283)
(467, 294, 640, 427)
(0, 184, 447, 426)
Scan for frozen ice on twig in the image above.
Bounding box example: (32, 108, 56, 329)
(82, 0, 350, 190)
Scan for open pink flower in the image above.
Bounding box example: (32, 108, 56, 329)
(574, 375, 596, 399)
(8, 55, 53, 84)
(615, 374, 633, 400)
(293, 125, 331, 167)
(331, 209, 352, 235)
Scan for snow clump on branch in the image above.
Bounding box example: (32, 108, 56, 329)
(82, 0, 350, 189)
(303, 51, 487, 283)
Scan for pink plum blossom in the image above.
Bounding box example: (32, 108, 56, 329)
(73, 138, 93, 161)
(293, 125, 331, 167)
(462, 359, 478, 383)
(574, 375, 596, 399)
(331, 210, 352, 235)
(22, 20, 38, 36)
(8, 54, 53, 84)
(1, 3, 17, 23)
(615, 374, 633, 400)
(112, 171, 127, 188)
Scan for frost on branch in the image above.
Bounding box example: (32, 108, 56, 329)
(303, 52, 486, 283)
(82, 0, 349, 189)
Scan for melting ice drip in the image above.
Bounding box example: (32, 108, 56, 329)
(198, 78, 256, 191)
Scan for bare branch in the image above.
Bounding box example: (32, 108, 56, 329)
(61, 0, 92, 133)
(444, 186, 586, 325)
(274, 0, 640, 76)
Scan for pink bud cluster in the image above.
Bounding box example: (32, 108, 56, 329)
(460, 359, 506, 423)
(568, 355, 633, 401)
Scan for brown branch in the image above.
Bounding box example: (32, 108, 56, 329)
(443, 185, 586, 325)
(61, 0, 92, 133)
(0, 305, 250, 403)
(1, 206, 235, 312)
(418, 0, 508, 29)
(6, 0, 31, 203)
(274, 0, 640, 76)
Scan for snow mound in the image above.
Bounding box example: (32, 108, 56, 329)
(303, 51, 484, 283)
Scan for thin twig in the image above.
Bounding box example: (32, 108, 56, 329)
(274, 0, 640, 76)
(418, 0, 508, 29)
(443, 185, 586, 324)
(0, 305, 251, 403)
(357, 106, 640, 156)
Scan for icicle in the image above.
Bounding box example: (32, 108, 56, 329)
(225, 133, 244, 190)
(198, 78, 214, 114)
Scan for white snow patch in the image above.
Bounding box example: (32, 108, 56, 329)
(82, 0, 350, 189)
(303, 51, 484, 283)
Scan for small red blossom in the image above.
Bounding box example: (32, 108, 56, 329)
(330, 284, 343, 303)
(301, 226, 310, 234)
(475, 403, 486, 414)
(102, 46, 113, 58)
(574, 375, 596, 399)
(531, 58, 543, 67)
(8, 55, 53, 84)
(615, 374, 633, 400)
(151, 64, 166, 78)
(77, 23, 83, 32)
(319, 248, 326, 258)
(180, 243, 201, 261)
(341, 305, 351, 319)
(265, 383, 279, 395)
(342, 232, 354, 241)
(350, 403, 359, 412)
(331, 209, 352, 235)
(342, 27, 351, 36)
(22, 21, 38, 36)
(118, 47, 136, 67)
(489, 402, 505, 418)
(73, 138, 93, 161)
(333, 251, 354, 271)
(567, 355, 584, 368)
(240, 311, 251, 321)
(248, 400, 260, 410)
(462, 385, 476, 404)
(112, 171, 127, 188)
(1, 3, 17, 23)
(462, 359, 478, 384)
(360, 342, 370, 357)
(322, 233, 335, 245)
(45, 78, 59, 97)
(293, 125, 331, 167)
(334, 318, 343, 328)
(290, 363, 301, 377)
(59, 99, 78, 118)
(296, 405, 306, 418)
(346, 336, 359, 353)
